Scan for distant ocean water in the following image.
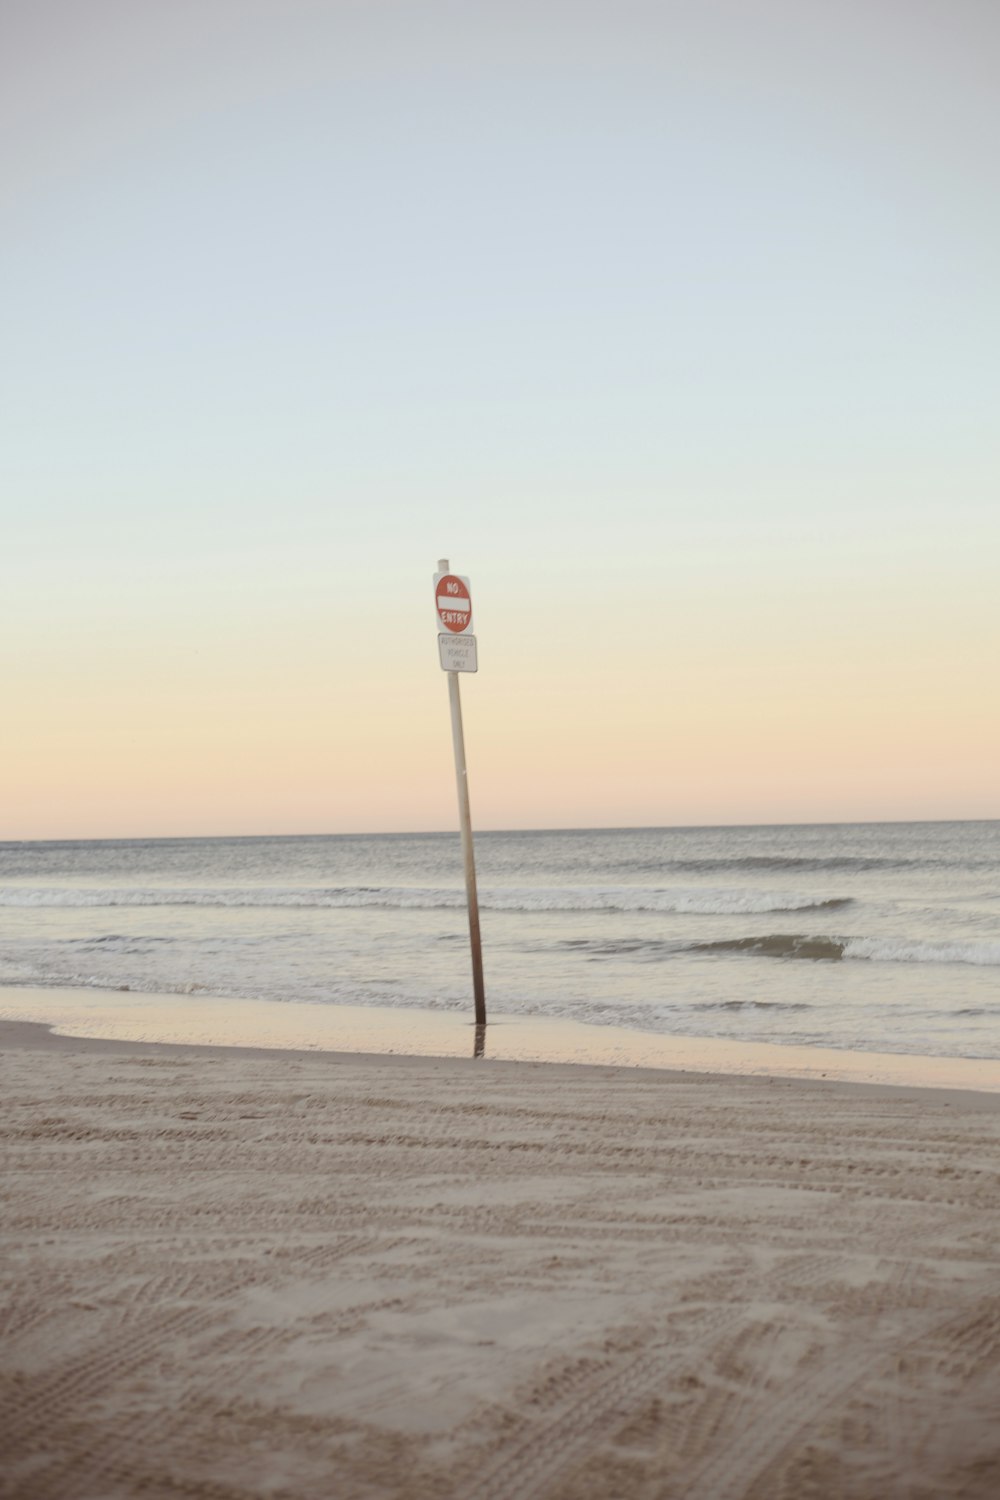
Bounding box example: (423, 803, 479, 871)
(0, 822, 997, 1062)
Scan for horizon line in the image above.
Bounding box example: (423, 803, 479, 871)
(3, 815, 998, 846)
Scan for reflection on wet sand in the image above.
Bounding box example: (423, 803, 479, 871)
(473, 1023, 486, 1059)
(5, 987, 1000, 1093)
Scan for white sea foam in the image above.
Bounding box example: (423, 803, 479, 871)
(843, 936, 1000, 967)
(0, 884, 848, 916)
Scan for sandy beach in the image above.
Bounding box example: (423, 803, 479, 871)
(2, 1020, 999, 1500)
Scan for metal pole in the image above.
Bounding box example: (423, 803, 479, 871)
(438, 557, 486, 1028)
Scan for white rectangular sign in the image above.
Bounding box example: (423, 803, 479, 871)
(439, 633, 478, 672)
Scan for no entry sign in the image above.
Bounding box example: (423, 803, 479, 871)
(434, 573, 473, 634)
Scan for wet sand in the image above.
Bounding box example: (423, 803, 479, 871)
(3, 983, 1000, 1091)
(2, 1018, 999, 1499)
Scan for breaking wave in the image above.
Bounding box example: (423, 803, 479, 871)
(630, 855, 933, 874)
(0, 885, 852, 916)
(843, 936, 1000, 967)
(690, 934, 1000, 966)
(692, 934, 847, 961)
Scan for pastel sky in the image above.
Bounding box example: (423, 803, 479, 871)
(3, 0, 997, 838)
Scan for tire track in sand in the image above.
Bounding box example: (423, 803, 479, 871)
(1, 1306, 206, 1463)
(450, 1252, 894, 1500)
(454, 1302, 751, 1500)
(674, 1296, 1000, 1500)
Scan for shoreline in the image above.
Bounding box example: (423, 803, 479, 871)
(4, 1017, 1000, 1118)
(2, 983, 999, 1097)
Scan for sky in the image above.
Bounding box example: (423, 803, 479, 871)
(2, 0, 998, 838)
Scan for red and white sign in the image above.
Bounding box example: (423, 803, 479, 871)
(434, 573, 473, 634)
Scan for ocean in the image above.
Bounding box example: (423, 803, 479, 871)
(1, 822, 997, 1069)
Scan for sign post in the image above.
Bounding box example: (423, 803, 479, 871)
(434, 558, 486, 1031)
